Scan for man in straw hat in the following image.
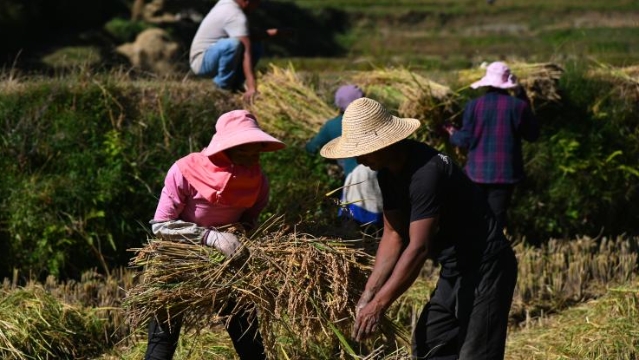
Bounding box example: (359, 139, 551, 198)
(144, 109, 285, 360)
(321, 97, 517, 359)
(444, 61, 539, 232)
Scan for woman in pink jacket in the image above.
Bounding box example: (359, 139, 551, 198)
(144, 109, 285, 360)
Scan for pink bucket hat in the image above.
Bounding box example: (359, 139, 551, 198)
(202, 110, 285, 156)
(470, 61, 518, 89)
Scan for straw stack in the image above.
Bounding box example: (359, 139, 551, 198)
(124, 217, 409, 357)
(457, 62, 564, 108)
(588, 63, 639, 100)
(0, 286, 110, 359)
(348, 68, 455, 120)
(247, 64, 337, 139)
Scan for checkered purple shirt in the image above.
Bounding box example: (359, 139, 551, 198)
(450, 91, 539, 184)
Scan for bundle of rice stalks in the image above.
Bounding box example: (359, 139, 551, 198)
(349, 68, 455, 120)
(247, 64, 337, 139)
(124, 217, 409, 358)
(456, 62, 564, 108)
(0, 285, 110, 360)
(588, 63, 639, 100)
(347, 68, 457, 152)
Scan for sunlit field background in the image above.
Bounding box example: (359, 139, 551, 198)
(0, 0, 638, 358)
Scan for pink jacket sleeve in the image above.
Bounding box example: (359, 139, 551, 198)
(154, 163, 188, 222)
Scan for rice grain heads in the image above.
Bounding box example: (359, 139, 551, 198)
(349, 67, 455, 120)
(124, 218, 409, 358)
(247, 64, 337, 139)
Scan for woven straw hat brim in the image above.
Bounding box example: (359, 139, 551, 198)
(320, 116, 421, 159)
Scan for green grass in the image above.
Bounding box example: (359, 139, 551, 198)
(24, 1, 639, 73)
(262, 0, 639, 72)
(278, 0, 639, 13)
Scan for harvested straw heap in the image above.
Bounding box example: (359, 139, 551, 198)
(457, 62, 564, 108)
(0, 285, 109, 360)
(124, 217, 408, 357)
(588, 63, 639, 100)
(349, 68, 455, 120)
(247, 64, 337, 139)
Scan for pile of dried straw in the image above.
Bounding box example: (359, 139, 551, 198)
(247, 64, 337, 138)
(349, 68, 455, 120)
(0, 285, 110, 359)
(124, 217, 408, 357)
(588, 63, 639, 100)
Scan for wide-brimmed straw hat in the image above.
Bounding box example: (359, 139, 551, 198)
(470, 61, 518, 89)
(320, 97, 421, 159)
(203, 110, 285, 156)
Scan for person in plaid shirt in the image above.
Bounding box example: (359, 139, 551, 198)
(445, 61, 539, 231)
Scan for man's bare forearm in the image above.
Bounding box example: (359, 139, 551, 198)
(368, 217, 436, 310)
(373, 244, 429, 309)
(363, 229, 403, 296)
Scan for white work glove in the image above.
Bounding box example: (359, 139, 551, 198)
(204, 230, 241, 258)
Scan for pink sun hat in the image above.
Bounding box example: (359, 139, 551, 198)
(202, 110, 286, 156)
(470, 61, 518, 89)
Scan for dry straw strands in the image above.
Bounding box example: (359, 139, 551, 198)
(0, 285, 109, 360)
(0, 269, 135, 360)
(506, 284, 639, 360)
(248, 64, 337, 138)
(588, 62, 639, 85)
(511, 235, 639, 320)
(124, 217, 409, 357)
(588, 62, 639, 100)
(348, 68, 455, 120)
(456, 62, 564, 108)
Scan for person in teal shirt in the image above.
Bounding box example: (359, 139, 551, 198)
(305, 85, 363, 177)
(306, 85, 383, 228)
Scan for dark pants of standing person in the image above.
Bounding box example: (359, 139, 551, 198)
(144, 302, 266, 360)
(477, 183, 515, 231)
(411, 246, 518, 359)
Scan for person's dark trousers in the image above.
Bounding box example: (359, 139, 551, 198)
(225, 304, 267, 360)
(144, 302, 266, 360)
(411, 246, 518, 359)
(477, 183, 515, 231)
(144, 313, 183, 360)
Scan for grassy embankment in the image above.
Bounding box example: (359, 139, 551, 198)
(267, 0, 639, 72)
